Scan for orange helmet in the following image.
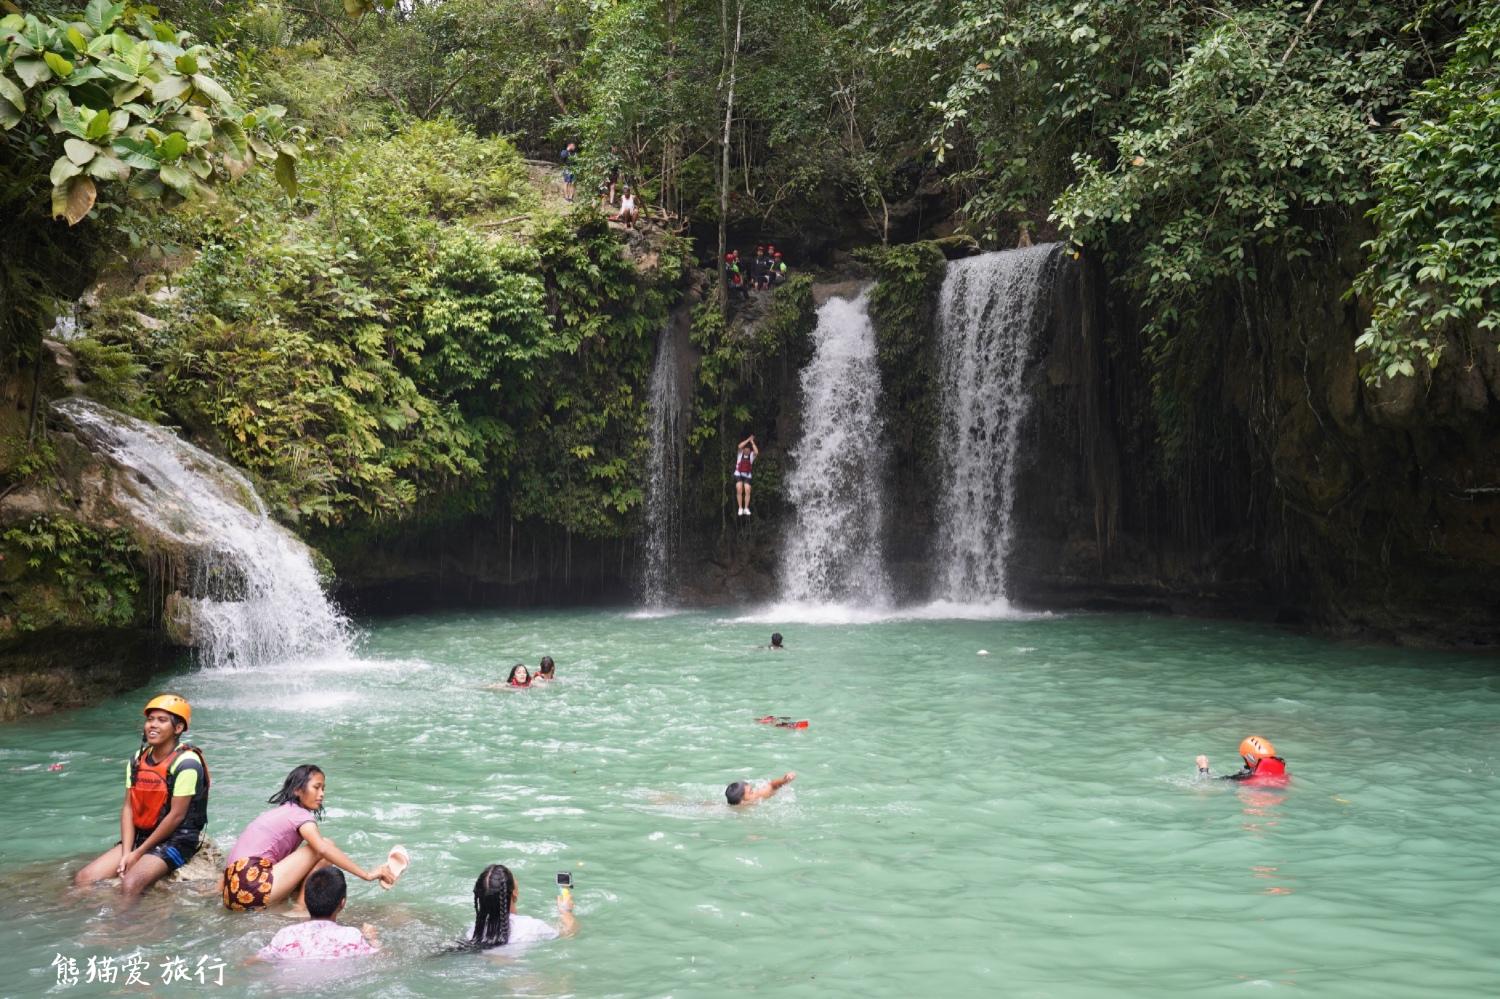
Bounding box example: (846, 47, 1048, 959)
(143, 694, 191, 729)
(1239, 735, 1274, 762)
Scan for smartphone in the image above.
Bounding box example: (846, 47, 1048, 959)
(557, 871, 572, 889)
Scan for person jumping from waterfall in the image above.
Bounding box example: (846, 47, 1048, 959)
(734, 435, 759, 516)
(1196, 735, 1288, 785)
(74, 694, 209, 900)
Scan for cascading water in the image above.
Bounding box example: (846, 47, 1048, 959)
(52, 398, 350, 669)
(640, 325, 685, 607)
(932, 244, 1061, 606)
(777, 290, 893, 606)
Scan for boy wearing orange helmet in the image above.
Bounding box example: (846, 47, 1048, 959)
(1196, 735, 1287, 782)
(74, 694, 209, 898)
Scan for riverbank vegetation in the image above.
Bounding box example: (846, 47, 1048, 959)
(1, 1, 1497, 631)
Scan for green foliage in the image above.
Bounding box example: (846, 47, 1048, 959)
(1355, 3, 1500, 382)
(0, 2, 297, 223)
(103, 118, 685, 536)
(859, 242, 947, 467)
(1, 516, 142, 630)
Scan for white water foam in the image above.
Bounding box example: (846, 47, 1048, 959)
(53, 398, 352, 670)
(932, 245, 1061, 603)
(729, 600, 1050, 626)
(777, 289, 893, 606)
(640, 324, 686, 608)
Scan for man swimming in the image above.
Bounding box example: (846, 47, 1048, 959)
(1197, 735, 1288, 782)
(725, 772, 795, 806)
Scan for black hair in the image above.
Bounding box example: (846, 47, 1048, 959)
(304, 867, 347, 919)
(507, 664, 530, 685)
(538, 656, 555, 676)
(268, 764, 326, 819)
(468, 863, 515, 949)
(770, 633, 783, 647)
(725, 781, 747, 805)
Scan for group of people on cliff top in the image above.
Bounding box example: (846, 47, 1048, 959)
(724, 245, 789, 299)
(559, 142, 638, 227)
(72, 672, 1286, 962)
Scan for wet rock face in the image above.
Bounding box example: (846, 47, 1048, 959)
(1009, 252, 1500, 647)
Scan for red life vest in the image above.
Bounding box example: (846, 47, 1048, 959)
(1243, 755, 1287, 785)
(128, 743, 209, 832)
(736, 452, 753, 474)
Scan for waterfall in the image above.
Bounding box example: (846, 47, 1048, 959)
(777, 290, 893, 605)
(932, 245, 1061, 605)
(640, 325, 685, 607)
(52, 398, 351, 669)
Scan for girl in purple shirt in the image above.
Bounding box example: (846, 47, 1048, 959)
(222, 765, 392, 911)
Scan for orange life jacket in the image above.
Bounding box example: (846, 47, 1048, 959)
(128, 743, 209, 832)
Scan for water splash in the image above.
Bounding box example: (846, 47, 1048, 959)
(640, 325, 686, 608)
(52, 398, 351, 669)
(932, 245, 1061, 604)
(777, 290, 893, 606)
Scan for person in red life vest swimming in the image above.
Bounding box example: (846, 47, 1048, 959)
(74, 694, 209, 898)
(1196, 735, 1288, 784)
(733, 434, 759, 517)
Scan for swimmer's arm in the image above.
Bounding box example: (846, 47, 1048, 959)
(761, 771, 796, 799)
(557, 893, 578, 937)
(115, 798, 133, 875)
(299, 822, 392, 885)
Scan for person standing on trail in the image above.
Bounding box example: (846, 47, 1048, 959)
(559, 143, 577, 203)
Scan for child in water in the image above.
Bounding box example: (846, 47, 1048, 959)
(1197, 735, 1288, 782)
(257, 868, 379, 960)
(464, 863, 577, 951)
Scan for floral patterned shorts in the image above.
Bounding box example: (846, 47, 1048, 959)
(222, 856, 275, 911)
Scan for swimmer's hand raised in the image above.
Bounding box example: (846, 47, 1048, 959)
(1196, 755, 1209, 774)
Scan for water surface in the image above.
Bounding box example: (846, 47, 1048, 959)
(3, 609, 1497, 997)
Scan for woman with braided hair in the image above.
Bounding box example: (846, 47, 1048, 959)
(464, 863, 576, 951)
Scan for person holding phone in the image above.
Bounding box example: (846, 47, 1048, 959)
(463, 864, 577, 951)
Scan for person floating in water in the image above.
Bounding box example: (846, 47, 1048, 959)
(756, 716, 808, 729)
(74, 694, 209, 900)
(725, 771, 795, 806)
(507, 664, 532, 688)
(256, 868, 380, 961)
(769, 632, 784, 650)
(1197, 736, 1287, 783)
(734, 434, 758, 517)
(534, 656, 556, 681)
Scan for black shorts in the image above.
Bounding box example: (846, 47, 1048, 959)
(124, 826, 204, 872)
(734, 472, 752, 482)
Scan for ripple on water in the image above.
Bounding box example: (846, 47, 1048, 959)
(1, 609, 1498, 997)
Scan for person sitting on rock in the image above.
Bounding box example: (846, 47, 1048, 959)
(74, 694, 209, 902)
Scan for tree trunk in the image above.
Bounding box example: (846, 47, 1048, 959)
(716, 0, 744, 308)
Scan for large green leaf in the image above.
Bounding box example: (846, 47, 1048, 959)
(49, 154, 83, 186)
(157, 130, 188, 160)
(65, 27, 89, 54)
(191, 73, 231, 106)
(63, 137, 97, 165)
(12, 57, 51, 88)
(84, 107, 112, 139)
(43, 52, 74, 79)
(157, 162, 193, 194)
(0, 73, 24, 113)
(85, 150, 129, 181)
(174, 52, 198, 75)
(84, 0, 124, 34)
(214, 118, 247, 160)
(112, 136, 160, 169)
(150, 75, 190, 102)
(0, 101, 19, 130)
(274, 150, 297, 199)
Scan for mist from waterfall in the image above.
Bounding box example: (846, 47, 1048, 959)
(776, 289, 893, 607)
(53, 398, 351, 670)
(640, 325, 686, 608)
(931, 245, 1061, 608)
